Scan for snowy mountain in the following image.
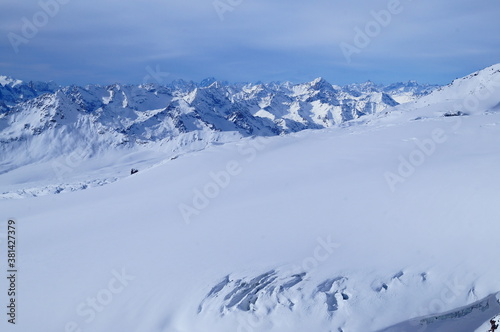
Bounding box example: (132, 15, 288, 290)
(0, 75, 23, 88)
(372, 63, 500, 124)
(1, 64, 500, 332)
(0, 77, 435, 185)
(0, 77, 59, 112)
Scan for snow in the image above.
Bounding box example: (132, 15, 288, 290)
(0, 75, 435, 195)
(0, 75, 22, 87)
(0, 64, 500, 332)
(475, 308, 500, 332)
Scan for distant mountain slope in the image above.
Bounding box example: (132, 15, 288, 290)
(0, 76, 59, 112)
(369, 63, 500, 126)
(0, 76, 437, 171)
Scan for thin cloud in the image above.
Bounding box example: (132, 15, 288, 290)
(0, 0, 499, 85)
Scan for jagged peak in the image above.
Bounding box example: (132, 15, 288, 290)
(0, 75, 23, 87)
(310, 77, 332, 89)
(199, 77, 217, 87)
(207, 81, 222, 89)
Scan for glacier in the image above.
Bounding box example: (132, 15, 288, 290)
(0, 64, 500, 332)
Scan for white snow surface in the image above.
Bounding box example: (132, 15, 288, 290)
(0, 76, 436, 199)
(0, 76, 22, 87)
(0, 65, 500, 332)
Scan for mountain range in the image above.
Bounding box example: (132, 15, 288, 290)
(1, 64, 500, 332)
(0, 75, 437, 169)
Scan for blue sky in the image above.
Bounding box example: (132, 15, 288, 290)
(0, 0, 499, 86)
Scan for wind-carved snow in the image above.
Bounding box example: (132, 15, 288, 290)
(196, 268, 457, 331)
(195, 264, 500, 332)
(314, 276, 350, 314)
(198, 270, 308, 316)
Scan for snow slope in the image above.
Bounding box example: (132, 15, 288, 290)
(0, 77, 435, 199)
(0, 65, 499, 332)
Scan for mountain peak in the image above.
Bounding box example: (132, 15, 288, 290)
(200, 77, 217, 87)
(310, 77, 332, 90)
(0, 75, 23, 87)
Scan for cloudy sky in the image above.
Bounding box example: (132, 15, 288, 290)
(0, 0, 499, 86)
